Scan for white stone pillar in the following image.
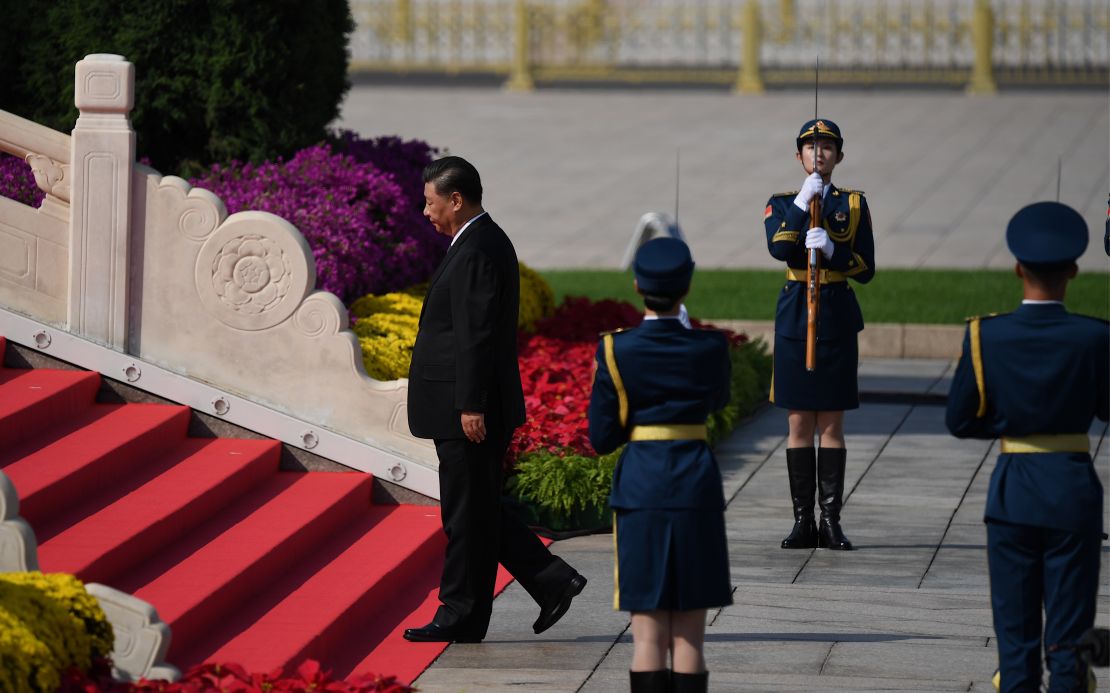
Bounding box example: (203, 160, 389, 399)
(69, 54, 135, 349)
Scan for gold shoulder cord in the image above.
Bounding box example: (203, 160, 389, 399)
(826, 192, 861, 243)
(969, 318, 988, 418)
(603, 334, 629, 428)
(604, 333, 628, 612)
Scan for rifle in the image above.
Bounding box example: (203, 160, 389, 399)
(805, 58, 821, 372)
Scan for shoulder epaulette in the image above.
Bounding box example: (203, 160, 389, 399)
(964, 312, 1006, 323)
(837, 187, 865, 196)
(771, 191, 799, 198)
(598, 326, 632, 338)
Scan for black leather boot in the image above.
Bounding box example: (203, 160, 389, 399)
(629, 670, 671, 693)
(817, 447, 853, 550)
(672, 671, 709, 693)
(781, 447, 818, 549)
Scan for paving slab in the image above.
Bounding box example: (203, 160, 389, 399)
(338, 88, 1110, 273)
(413, 382, 1110, 692)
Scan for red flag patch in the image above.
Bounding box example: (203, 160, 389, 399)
(763, 204, 773, 219)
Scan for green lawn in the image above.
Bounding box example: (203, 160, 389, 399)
(540, 269, 1110, 324)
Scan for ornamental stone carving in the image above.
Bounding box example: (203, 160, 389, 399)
(0, 470, 39, 572)
(155, 175, 226, 243)
(86, 583, 179, 682)
(75, 54, 134, 114)
(293, 291, 347, 338)
(194, 211, 314, 331)
(25, 154, 69, 200)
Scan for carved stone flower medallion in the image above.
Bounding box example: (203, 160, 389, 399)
(213, 236, 291, 314)
(194, 212, 314, 331)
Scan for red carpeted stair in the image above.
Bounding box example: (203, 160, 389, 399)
(0, 335, 514, 684)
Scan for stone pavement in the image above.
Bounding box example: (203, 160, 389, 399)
(337, 87, 1109, 273)
(412, 360, 1110, 692)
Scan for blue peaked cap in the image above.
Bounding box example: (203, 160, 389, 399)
(1006, 201, 1088, 266)
(634, 237, 694, 297)
(797, 118, 843, 149)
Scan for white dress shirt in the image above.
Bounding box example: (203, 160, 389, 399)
(450, 211, 488, 247)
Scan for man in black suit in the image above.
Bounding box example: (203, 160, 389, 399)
(403, 156, 586, 644)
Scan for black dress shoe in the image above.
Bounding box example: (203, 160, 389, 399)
(533, 572, 587, 634)
(402, 622, 483, 643)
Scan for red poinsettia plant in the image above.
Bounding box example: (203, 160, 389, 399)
(509, 298, 643, 463)
(508, 297, 750, 465)
(60, 659, 412, 693)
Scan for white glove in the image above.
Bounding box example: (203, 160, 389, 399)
(793, 172, 824, 211)
(805, 227, 834, 260)
(678, 303, 692, 329)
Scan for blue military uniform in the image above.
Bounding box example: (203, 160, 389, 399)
(946, 202, 1108, 693)
(588, 238, 733, 613)
(764, 119, 876, 411)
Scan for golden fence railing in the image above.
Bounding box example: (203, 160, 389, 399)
(347, 0, 1110, 90)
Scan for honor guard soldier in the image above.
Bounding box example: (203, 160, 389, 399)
(763, 118, 875, 551)
(946, 202, 1108, 693)
(588, 237, 732, 693)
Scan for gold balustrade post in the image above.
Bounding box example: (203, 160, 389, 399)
(779, 0, 796, 41)
(394, 0, 412, 47)
(505, 0, 535, 91)
(967, 0, 998, 94)
(735, 0, 764, 94)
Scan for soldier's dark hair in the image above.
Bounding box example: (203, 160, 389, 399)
(423, 156, 483, 205)
(1020, 261, 1076, 290)
(797, 137, 841, 155)
(641, 293, 682, 313)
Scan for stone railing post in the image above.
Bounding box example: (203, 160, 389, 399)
(69, 54, 136, 349)
(735, 0, 764, 93)
(505, 0, 535, 91)
(967, 0, 998, 94)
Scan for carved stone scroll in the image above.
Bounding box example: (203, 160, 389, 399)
(86, 583, 180, 682)
(0, 470, 39, 572)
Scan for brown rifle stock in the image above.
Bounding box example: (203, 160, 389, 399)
(806, 57, 821, 372)
(805, 195, 821, 372)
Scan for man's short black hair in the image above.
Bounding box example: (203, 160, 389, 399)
(423, 156, 483, 205)
(641, 292, 682, 313)
(1020, 261, 1076, 287)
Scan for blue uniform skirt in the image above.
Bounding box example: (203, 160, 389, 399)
(613, 508, 732, 612)
(771, 334, 859, 411)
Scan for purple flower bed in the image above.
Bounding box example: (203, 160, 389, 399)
(192, 135, 446, 303)
(1, 134, 446, 304)
(0, 153, 45, 208)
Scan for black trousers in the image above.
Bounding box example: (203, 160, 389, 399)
(433, 427, 574, 637)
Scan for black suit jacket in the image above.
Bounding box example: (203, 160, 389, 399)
(407, 214, 526, 440)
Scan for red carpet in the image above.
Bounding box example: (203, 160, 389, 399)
(0, 335, 524, 684)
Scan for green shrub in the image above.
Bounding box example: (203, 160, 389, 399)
(708, 338, 772, 445)
(3, 0, 353, 176)
(506, 449, 621, 532)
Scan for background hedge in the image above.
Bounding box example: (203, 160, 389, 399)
(1, 0, 353, 175)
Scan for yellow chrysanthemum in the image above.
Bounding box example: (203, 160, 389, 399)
(0, 572, 113, 693)
(518, 263, 555, 332)
(350, 263, 554, 380)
